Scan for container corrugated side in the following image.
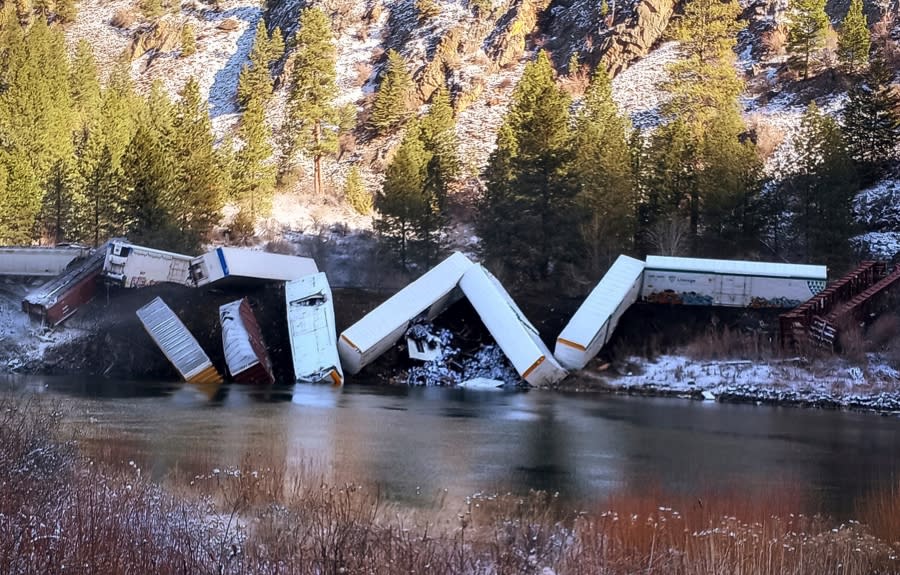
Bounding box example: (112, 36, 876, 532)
(555, 255, 645, 370)
(137, 297, 222, 384)
(286, 273, 343, 385)
(458, 265, 567, 386)
(338, 252, 474, 375)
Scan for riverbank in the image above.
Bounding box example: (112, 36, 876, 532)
(2, 396, 899, 575)
(557, 354, 900, 413)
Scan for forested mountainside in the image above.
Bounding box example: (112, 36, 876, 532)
(0, 0, 898, 287)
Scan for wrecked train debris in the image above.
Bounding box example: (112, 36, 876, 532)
(102, 240, 194, 288)
(338, 252, 476, 375)
(190, 247, 318, 287)
(136, 296, 223, 384)
(286, 272, 343, 385)
(219, 298, 275, 384)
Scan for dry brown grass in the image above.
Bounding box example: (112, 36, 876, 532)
(683, 325, 776, 361)
(2, 397, 899, 574)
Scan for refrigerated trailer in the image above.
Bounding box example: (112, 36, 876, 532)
(641, 256, 827, 308)
(286, 273, 342, 385)
(101, 240, 194, 288)
(190, 247, 318, 287)
(458, 265, 568, 386)
(0, 245, 91, 277)
(338, 252, 475, 375)
(220, 298, 275, 384)
(136, 297, 223, 384)
(554, 255, 646, 370)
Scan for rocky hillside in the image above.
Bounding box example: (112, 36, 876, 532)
(64, 0, 900, 245)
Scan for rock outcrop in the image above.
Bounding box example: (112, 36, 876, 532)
(128, 16, 185, 60)
(597, 0, 679, 76)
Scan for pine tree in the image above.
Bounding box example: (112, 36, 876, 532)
(69, 40, 101, 127)
(170, 77, 224, 251)
(55, 0, 76, 23)
(572, 66, 636, 276)
(837, 0, 870, 74)
(650, 0, 760, 250)
(181, 23, 197, 57)
(792, 103, 858, 266)
(375, 123, 431, 269)
(370, 49, 414, 135)
(40, 158, 80, 244)
(284, 7, 341, 195)
(120, 123, 177, 248)
(236, 19, 280, 107)
(842, 55, 900, 180)
(787, 0, 830, 79)
(232, 94, 276, 236)
(0, 149, 42, 244)
(100, 60, 141, 170)
(82, 145, 124, 246)
(478, 51, 577, 282)
(344, 166, 372, 214)
(416, 87, 459, 266)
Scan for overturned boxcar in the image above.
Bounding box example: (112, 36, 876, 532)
(220, 298, 275, 384)
(286, 273, 342, 385)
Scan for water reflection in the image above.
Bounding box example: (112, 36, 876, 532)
(1, 373, 898, 517)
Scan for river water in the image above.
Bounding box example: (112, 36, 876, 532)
(2, 374, 899, 517)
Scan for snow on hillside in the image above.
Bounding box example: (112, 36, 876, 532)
(132, 1, 262, 135)
(611, 41, 679, 130)
(65, 0, 134, 76)
(455, 58, 530, 176)
(853, 178, 900, 259)
(334, 10, 388, 108)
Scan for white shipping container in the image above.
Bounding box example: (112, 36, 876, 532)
(338, 252, 475, 375)
(555, 255, 645, 370)
(642, 256, 827, 308)
(286, 273, 343, 385)
(190, 248, 318, 287)
(458, 265, 568, 386)
(136, 297, 222, 384)
(0, 245, 91, 277)
(102, 241, 194, 288)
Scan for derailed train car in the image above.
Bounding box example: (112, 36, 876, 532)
(219, 298, 275, 384)
(136, 297, 222, 385)
(286, 273, 342, 385)
(101, 240, 194, 288)
(641, 256, 827, 308)
(555, 255, 645, 370)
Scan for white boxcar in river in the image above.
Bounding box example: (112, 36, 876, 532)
(286, 272, 343, 385)
(641, 255, 827, 308)
(190, 248, 318, 287)
(555, 255, 645, 370)
(338, 252, 475, 375)
(102, 240, 194, 288)
(458, 265, 568, 386)
(136, 297, 223, 384)
(220, 298, 275, 384)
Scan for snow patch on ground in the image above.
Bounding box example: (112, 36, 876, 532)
(65, 0, 134, 78)
(333, 10, 388, 108)
(595, 354, 900, 411)
(852, 178, 900, 259)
